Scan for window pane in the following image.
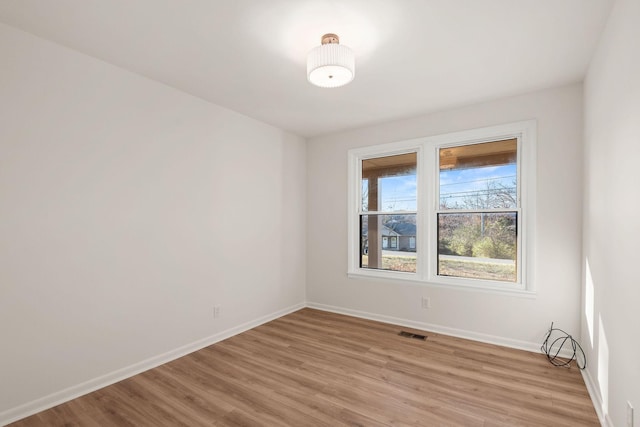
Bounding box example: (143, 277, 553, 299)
(360, 214, 416, 272)
(438, 212, 516, 282)
(361, 179, 369, 211)
(362, 153, 416, 212)
(439, 139, 517, 210)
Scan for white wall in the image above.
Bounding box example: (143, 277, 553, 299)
(582, 0, 640, 424)
(0, 23, 306, 421)
(307, 84, 583, 351)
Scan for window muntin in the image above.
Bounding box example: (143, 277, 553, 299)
(437, 139, 519, 283)
(360, 153, 417, 273)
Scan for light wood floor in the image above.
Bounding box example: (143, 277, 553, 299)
(11, 308, 599, 426)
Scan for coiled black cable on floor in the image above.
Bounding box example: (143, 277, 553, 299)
(541, 322, 586, 369)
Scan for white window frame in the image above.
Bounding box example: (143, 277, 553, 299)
(347, 120, 537, 295)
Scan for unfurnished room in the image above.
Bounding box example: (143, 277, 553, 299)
(0, 1, 639, 426)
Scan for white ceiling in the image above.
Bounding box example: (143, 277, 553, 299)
(0, 0, 614, 138)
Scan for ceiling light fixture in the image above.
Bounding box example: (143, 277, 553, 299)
(307, 33, 355, 88)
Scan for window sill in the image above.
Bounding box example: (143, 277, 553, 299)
(347, 270, 537, 298)
(348, 270, 422, 283)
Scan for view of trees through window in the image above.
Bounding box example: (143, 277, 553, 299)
(438, 139, 518, 282)
(350, 121, 534, 289)
(357, 139, 519, 282)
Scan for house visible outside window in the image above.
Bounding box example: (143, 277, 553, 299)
(359, 153, 417, 273)
(348, 121, 536, 294)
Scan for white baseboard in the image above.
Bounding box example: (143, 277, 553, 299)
(1, 301, 585, 426)
(0, 302, 305, 427)
(581, 368, 611, 427)
(310, 303, 606, 426)
(306, 301, 574, 358)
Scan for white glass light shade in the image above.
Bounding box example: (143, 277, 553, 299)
(307, 42, 355, 88)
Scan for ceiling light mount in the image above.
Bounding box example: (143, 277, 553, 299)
(307, 33, 355, 88)
(321, 33, 340, 45)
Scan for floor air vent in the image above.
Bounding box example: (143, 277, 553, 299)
(399, 331, 427, 340)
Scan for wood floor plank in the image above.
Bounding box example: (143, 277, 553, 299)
(9, 308, 599, 426)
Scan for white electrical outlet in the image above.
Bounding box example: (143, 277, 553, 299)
(628, 401, 634, 427)
(213, 305, 221, 318)
(421, 297, 431, 309)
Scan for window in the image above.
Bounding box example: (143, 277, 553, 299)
(359, 153, 417, 273)
(348, 121, 536, 293)
(438, 139, 518, 283)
